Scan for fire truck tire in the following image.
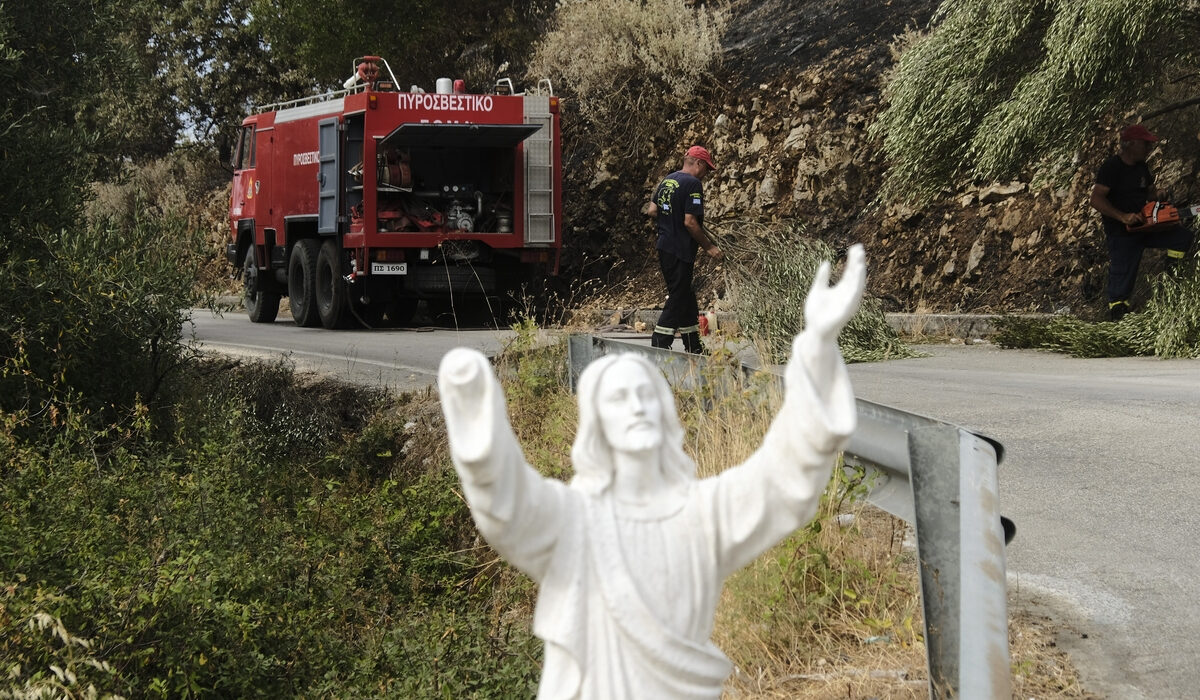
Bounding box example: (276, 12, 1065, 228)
(288, 239, 321, 327)
(243, 250, 280, 323)
(316, 239, 352, 329)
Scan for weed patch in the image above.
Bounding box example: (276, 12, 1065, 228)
(1, 319, 1088, 697)
(722, 221, 914, 363)
(664, 349, 926, 694)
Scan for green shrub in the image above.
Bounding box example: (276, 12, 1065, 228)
(1, 581, 124, 700)
(1144, 259, 1200, 357)
(0, 206, 207, 439)
(85, 153, 233, 296)
(496, 320, 576, 481)
(873, 0, 1189, 202)
(0, 359, 540, 698)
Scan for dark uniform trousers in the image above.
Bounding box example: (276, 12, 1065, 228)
(1106, 225, 1193, 317)
(651, 249, 702, 353)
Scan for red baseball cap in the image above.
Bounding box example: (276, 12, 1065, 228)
(1119, 124, 1158, 142)
(686, 145, 718, 171)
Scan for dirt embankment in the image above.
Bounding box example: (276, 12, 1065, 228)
(566, 0, 1199, 318)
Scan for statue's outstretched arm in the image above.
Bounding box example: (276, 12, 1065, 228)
(439, 347, 506, 465)
(790, 243, 865, 415)
(709, 245, 866, 575)
(439, 348, 566, 580)
(773, 243, 865, 452)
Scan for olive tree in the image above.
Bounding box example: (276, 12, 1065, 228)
(874, 0, 1199, 202)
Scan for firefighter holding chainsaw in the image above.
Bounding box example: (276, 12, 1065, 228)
(1089, 124, 1194, 321)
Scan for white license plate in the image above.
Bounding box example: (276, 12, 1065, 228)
(371, 262, 408, 275)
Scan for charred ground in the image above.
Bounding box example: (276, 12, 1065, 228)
(556, 0, 1199, 318)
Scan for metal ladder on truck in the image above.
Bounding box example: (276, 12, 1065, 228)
(523, 81, 555, 245)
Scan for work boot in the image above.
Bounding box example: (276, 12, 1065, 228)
(681, 332, 704, 355)
(1108, 301, 1130, 322)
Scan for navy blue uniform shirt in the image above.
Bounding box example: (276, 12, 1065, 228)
(653, 171, 704, 263)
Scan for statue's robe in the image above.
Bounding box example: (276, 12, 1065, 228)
(440, 339, 856, 699)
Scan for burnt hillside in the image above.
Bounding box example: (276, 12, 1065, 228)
(559, 0, 1199, 318)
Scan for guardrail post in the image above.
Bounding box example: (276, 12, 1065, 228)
(910, 426, 1010, 699)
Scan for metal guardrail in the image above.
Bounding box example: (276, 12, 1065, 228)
(567, 334, 1013, 699)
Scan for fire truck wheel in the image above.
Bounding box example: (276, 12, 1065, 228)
(288, 239, 321, 327)
(243, 250, 280, 323)
(316, 239, 352, 329)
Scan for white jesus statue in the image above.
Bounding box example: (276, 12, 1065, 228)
(438, 244, 867, 699)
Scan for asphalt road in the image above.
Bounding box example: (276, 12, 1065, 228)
(186, 309, 515, 393)
(192, 310, 1200, 698)
(846, 343, 1200, 700)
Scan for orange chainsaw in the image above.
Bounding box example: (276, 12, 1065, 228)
(1126, 201, 1200, 232)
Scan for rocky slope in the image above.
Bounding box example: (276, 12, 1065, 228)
(565, 0, 1199, 318)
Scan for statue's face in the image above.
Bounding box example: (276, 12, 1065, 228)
(596, 359, 663, 453)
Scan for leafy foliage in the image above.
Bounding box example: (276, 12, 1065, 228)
(253, 0, 557, 96)
(0, 585, 123, 699)
(874, 0, 1195, 201)
(0, 360, 541, 698)
(725, 222, 914, 363)
(0, 210, 207, 438)
(138, 0, 312, 163)
(252, 0, 451, 91)
(0, 0, 131, 242)
(995, 259, 1200, 357)
(3, 0, 558, 172)
(1, 0, 242, 439)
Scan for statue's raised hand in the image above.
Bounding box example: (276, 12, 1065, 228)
(803, 243, 866, 345)
(439, 348, 499, 463)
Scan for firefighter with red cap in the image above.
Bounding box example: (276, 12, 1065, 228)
(645, 145, 723, 353)
(1089, 124, 1194, 320)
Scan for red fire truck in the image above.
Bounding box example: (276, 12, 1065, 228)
(227, 56, 562, 328)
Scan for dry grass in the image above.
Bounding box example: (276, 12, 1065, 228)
(670, 348, 1095, 699)
(86, 153, 236, 298)
(1009, 611, 1099, 699)
(892, 300, 953, 344)
(663, 349, 926, 697)
(527, 0, 726, 149)
(717, 507, 927, 699)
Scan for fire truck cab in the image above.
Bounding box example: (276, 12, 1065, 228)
(227, 56, 562, 328)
